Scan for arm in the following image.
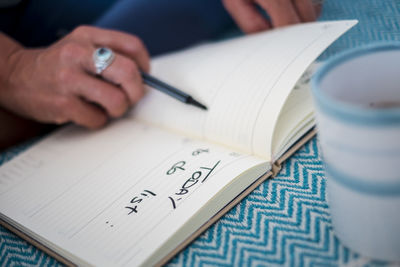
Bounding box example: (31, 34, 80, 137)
(0, 27, 150, 128)
(0, 28, 150, 148)
(0, 33, 22, 81)
(0, 34, 48, 149)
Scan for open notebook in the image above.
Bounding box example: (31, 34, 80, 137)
(0, 20, 356, 266)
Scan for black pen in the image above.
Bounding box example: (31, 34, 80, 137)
(140, 71, 207, 111)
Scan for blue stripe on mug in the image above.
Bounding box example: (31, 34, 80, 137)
(312, 42, 400, 126)
(325, 140, 400, 157)
(325, 164, 400, 196)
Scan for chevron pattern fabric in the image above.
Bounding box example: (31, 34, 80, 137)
(1, 0, 400, 266)
(166, 139, 366, 267)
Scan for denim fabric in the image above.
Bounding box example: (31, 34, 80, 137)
(95, 0, 234, 55)
(0, 0, 234, 55)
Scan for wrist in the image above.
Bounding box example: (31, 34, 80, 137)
(0, 33, 24, 98)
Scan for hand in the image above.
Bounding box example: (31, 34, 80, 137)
(222, 0, 321, 33)
(1, 26, 150, 129)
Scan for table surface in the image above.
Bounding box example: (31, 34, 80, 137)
(1, 0, 400, 266)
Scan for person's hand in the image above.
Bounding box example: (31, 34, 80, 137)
(222, 0, 321, 33)
(1, 26, 150, 129)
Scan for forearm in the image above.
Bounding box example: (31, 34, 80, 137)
(0, 26, 151, 149)
(0, 33, 23, 91)
(0, 33, 47, 150)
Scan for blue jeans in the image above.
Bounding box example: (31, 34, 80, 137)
(1, 0, 234, 55)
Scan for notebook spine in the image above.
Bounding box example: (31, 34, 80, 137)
(271, 162, 282, 178)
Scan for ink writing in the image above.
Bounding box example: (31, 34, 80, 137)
(168, 160, 221, 209)
(125, 189, 156, 215)
(167, 161, 186, 175)
(192, 148, 209, 156)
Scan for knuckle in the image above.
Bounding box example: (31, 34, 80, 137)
(128, 36, 145, 52)
(126, 36, 149, 58)
(56, 67, 74, 83)
(59, 42, 84, 62)
(71, 25, 92, 38)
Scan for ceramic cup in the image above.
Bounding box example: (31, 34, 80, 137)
(311, 43, 400, 261)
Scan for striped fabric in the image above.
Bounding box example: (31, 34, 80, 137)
(1, 0, 400, 266)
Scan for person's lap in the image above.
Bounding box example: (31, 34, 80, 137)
(3, 0, 234, 55)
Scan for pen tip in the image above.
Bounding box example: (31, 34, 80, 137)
(188, 97, 208, 110)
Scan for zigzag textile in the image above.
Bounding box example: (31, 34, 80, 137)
(1, 0, 400, 266)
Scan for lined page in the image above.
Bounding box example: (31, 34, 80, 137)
(0, 120, 264, 266)
(271, 63, 319, 158)
(133, 20, 357, 159)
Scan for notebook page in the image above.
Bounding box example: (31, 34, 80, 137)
(0, 120, 265, 266)
(133, 20, 357, 159)
(271, 63, 318, 158)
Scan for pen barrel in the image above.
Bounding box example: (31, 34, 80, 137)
(141, 72, 190, 103)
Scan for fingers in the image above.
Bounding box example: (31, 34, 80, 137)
(71, 26, 150, 72)
(77, 48, 145, 106)
(55, 40, 144, 124)
(67, 98, 108, 129)
(222, 0, 270, 33)
(56, 33, 146, 126)
(63, 33, 146, 107)
(71, 72, 131, 118)
(49, 71, 129, 128)
(293, 0, 317, 22)
(314, 1, 323, 18)
(256, 0, 300, 27)
(100, 53, 145, 105)
(5, 26, 150, 130)
(224, 0, 319, 33)
(41, 96, 107, 129)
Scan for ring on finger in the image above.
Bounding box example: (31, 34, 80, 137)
(93, 47, 115, 75)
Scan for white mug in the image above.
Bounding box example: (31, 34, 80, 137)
(311, 43, 400, 261)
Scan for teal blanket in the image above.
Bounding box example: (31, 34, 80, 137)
(1, 0, 400, 265)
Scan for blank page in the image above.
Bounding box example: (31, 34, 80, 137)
(133, 20, 357, 159)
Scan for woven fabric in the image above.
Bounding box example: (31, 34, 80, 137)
(1, 0, 400, 266)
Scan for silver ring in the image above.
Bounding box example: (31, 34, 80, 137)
(93, 47, 115, 75)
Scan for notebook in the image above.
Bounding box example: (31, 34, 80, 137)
(0, 20, 357, 266)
